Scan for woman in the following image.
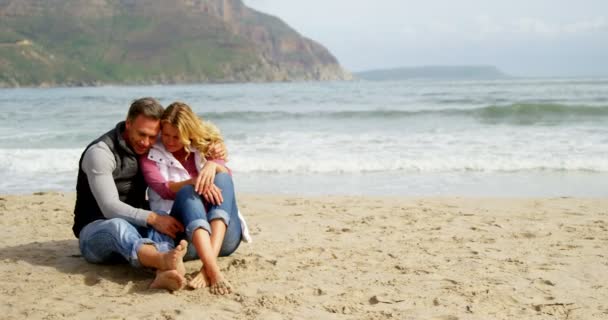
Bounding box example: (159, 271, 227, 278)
(140, 102, 251, 295)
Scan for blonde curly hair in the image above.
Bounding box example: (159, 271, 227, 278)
(161, 102, 224, 158)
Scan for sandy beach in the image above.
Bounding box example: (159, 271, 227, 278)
(0, 192, 607, 319)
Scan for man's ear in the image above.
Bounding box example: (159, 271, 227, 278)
(125, 119, 132, 130)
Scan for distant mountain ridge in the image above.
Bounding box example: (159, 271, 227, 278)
(355, 65, 509, 80)
(0, 0, 351, 87)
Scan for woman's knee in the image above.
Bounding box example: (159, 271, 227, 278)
(174, 185, 203, 208)
(176, 184, 197, 199)
(219, 238, 241, 257)
(213, 173, 233, 189)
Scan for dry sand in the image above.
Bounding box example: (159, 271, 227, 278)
(0, 192, 607, 319)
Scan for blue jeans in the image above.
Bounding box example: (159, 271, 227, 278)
(79, 218, 175, 268)
(171, 173, 242, 260)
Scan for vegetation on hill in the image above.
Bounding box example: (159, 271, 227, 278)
(0, 0, 351, 87)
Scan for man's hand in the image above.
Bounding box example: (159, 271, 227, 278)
(205, 142, 227, 161)
(147, 212, 184, 238)
(202, 184, 223, 206)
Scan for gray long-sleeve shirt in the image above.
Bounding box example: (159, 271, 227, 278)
(81, 141, 152, 227)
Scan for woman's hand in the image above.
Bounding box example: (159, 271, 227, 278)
(202, 184, 223, 205)
(194, 161, 217, 194)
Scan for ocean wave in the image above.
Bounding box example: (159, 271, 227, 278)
(2, 147, 607, 176)
(200, 103, 608, 124)
(0, 148, 83, 174)
(2, 146, 607, 194)
(229, 156, 608, 174)
(473, 103, 608, 122)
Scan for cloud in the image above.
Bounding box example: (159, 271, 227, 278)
(513, 18, 560, 35)
(412, 15, 608, 41)
(399, 26, 417, 37)
(512, 17, 606, 37)
(397, 16, 607, 40)
(476, 15, 505, 35)
(562, 17, 607, 33)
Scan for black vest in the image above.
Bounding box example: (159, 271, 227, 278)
(72, 121, 149, 237)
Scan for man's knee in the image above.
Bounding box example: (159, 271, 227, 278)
(104, 218, 136, 236)
(79, 219, 135, 264)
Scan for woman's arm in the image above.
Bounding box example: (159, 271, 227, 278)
(167, 178, 194, 193)
(139, 155, 178, 200)
(194, 161, 227, 205)
(141, 155, 199, 195)
(194, 161, 227, 193)
(209, 160, 230, 174)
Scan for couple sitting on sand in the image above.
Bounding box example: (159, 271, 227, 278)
(72, 97, 251, 294)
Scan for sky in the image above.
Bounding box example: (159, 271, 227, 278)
(243, 0, 608, 77)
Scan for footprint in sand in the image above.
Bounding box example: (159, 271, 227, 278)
(325, 227, 351, 234)
(537, 278, 556, 286)
(84, 273, 100, 286)
(515, 231, 536, 239)
(227, 258, 248, 270)
(431, 316, 459, 320)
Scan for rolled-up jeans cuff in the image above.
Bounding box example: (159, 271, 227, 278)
(208, 209, 230, 227)
(131, 238, 173, 268)
(186, 219, 212, 240)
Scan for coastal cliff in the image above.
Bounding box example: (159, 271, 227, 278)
(0, 0, 351, 87)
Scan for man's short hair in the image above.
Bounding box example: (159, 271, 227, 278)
(127, 97, 164, 122)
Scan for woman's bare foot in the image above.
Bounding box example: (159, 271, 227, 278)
(159, 240, 188, 276)
(150, 270, 186, 291)
(204, 265, 232, 295)
(210, 278, 232, 295)
(187, 270, 209, 289)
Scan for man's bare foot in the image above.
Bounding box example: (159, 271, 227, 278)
(187, 271, 209, 289)
(150, 270, 186, 291)
(204, 265, 232, 295)
(159, 240, 188, 276)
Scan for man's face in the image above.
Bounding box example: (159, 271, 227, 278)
(124, 115, 160, 155)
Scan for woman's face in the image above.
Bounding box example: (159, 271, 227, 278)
(161, 123, 184, 153)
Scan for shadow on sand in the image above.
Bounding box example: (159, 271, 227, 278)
(0, 239, 160, 294)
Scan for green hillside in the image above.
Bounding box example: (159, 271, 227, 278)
(0, 0, 350, 87)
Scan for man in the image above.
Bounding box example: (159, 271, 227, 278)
(73, 97, 190, 290)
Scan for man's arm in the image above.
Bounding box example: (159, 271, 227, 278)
(205, 141, 228, 161)
(82, 142, 152, 227)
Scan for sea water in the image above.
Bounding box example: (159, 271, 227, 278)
(1, 78, 607, 196)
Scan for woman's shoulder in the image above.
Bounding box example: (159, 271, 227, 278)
(148, 141, 173, 161)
